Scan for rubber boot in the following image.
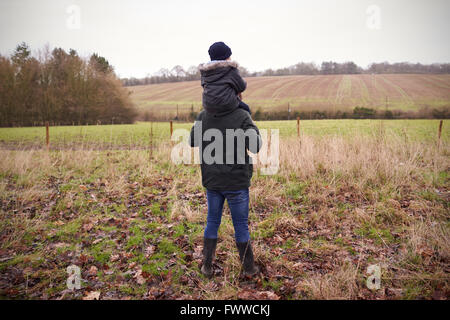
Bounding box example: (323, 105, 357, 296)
(236, 241, 259, 277)
(200, 238, 217, 278)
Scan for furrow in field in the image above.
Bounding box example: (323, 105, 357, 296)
(419, 75, 450, 92)
(352, 75, 370, 106)
(425, 74, 450, 89)
(325, 75, 342, 104)
(390, 74, 448, 104)
(127, 74, 450, 114)
(395, 74, 444, 101)
(378, 75, 415, 108)
(139, 85, 184, 101)
(246, 77, 298, 99)
(361, 74, 388, 106)
(168, 83, 202, 101)
(309, 75, 335, 99)
(335, 75, 352, 105)
(270, 76, 311, 99)
(296, 76, 327, 98)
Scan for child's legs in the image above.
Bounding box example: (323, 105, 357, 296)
(204, 189, 225, 239)
(224, 189, 250, 243)
(238, 100, 251, 114)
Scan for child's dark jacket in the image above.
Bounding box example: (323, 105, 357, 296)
(199, 60, 247, 115)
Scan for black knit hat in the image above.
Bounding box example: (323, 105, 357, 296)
(208, 42, 232, 61)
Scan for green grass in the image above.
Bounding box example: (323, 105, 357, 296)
(355, 222, 396, 245)
(0, 117, 448, 300)
(0, 120, 447, 148)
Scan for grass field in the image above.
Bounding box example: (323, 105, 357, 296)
(0, 119, 447, 149)
(0, 119, 449, 300)
(129, 74, 450, 118)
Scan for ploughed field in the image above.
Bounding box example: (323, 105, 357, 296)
(129, 74, 450, 117)
(0, 119, 448, 300)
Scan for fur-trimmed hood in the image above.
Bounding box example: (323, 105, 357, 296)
(199, 58, 247, 116)
(198, 60, 239, 72)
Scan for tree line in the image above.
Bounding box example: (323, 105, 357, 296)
(122, 61, 450, 86)
(252, 106, 449, 121)
(0, 43, 137, 127)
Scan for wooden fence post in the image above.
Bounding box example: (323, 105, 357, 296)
(149, 121, 153, 158)
(297, 116, 300, 138)
(438, 120, 443, 149)
(170, 120, 173, 138)
(45, 121, 50, 151)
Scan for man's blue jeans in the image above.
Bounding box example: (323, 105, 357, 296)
(204, 189, 250, 243)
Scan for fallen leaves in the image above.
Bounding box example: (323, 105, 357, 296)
(2, 154, 448, 302)
(0, 255, 14, 263)
(82, 223, 94, 232)
(51, 242, 69, 249)
(134, 269, 146, 285)
(83, 291, 100, 300)
(23, 267, 33, 275)
(198, 281, 219, 292)
(88, 265, 98, 276)
(82, 218, 98, 232)
(92, 238, 102, 245)
(145, 245, 155, 256)
(238, 289, 280, 300)
(110, 254, 120, 262)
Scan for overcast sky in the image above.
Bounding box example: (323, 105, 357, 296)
(0, 0, 449, 78)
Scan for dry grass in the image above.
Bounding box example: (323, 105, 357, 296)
(0, 128, 448, 300)
(299, 262, 360, 299)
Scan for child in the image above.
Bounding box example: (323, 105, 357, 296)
(190, 42, 261, 278)
(198, 42, 251, 115)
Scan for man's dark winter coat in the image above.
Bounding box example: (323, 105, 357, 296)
(189, 108, 262, 191)
(199, 60, 247, 115)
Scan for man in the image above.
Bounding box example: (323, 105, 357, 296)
(189, 42, 262, 278)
